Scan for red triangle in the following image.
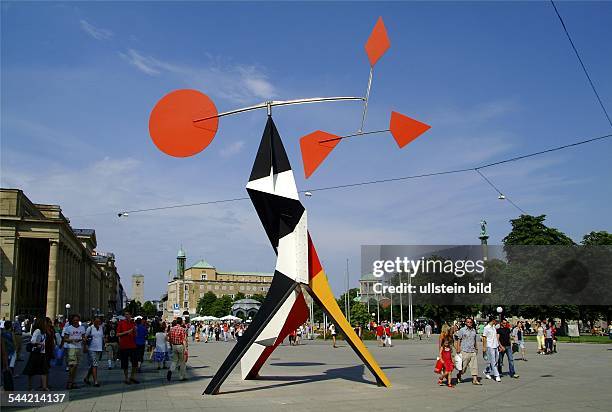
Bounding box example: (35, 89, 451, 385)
(389, 111, 431, 148)
(299, 130, 341, 178)
(307, 233, 323, 280)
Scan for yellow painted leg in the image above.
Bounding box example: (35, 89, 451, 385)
(308, 270, 391, 387)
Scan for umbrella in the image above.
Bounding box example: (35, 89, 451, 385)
(220, 315, 241, 321)
(202, 316, 219, 321)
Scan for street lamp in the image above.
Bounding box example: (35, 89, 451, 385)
(65, 303, 71, 321)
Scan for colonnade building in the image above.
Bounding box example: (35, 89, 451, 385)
(0, 189, 125, 320)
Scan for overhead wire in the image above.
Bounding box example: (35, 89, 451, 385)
(111, 132, 611, 216)
(550, 0, 612, 129)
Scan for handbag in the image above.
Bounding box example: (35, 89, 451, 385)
(2, 369, 14, 391)
(454, 353, 463, 371)
(434, 358, 444, 374)
(512, 343, 519, 353)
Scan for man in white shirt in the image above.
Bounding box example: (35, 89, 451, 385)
(62, 314, 86, 389)
(481, 316, 501, 382)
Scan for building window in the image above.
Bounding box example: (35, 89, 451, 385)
(214, 285, 219, 290)
(183, 302, 189, 308)
(230, 294, 235, 299)
(201, 274, 207, 280)
(184, 285, 188, 291)
(222, 285, 227, 290)
(199, 293, 204, 298)
(200, 285, 204, 290)
(261, 287, 266, 291)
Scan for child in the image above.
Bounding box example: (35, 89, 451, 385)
(437, 339, 455, 388)
(153, 324, 168, 370)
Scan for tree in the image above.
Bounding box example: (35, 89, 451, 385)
(233, 292, 246, 302)
(197, 292, 217, 316)
(251, 294, 266, 303)
(211, 295, 233, 318)
(124, 300, 142, 316)
(141, 301, 157, 318)
(582, 231, 612, 245)
(350, 302, 371, 327)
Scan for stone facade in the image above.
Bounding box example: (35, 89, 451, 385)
(0, 189, 124, 320)
(165, 256, 273, 319)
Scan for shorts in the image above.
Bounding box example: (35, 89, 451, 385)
(88, 351, 102, 368)
(119, 348, 138, 370)
(66, 348, 81, 366)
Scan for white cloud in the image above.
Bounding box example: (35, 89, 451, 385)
(118, 48, 276, 104)
(119, 49, 162, 76)
(79, 19, 113, 41)
(219, 140, 245, 157)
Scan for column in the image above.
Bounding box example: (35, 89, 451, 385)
(46, 239, 59, 318)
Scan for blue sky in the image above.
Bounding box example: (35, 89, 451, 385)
(2, 1, 611, 301)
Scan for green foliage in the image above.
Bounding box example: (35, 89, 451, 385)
(582, 231, 612, 245)
(503, 215, 575, 246)
(211, 295, 233, 317)
(233, 292, 246, 302)
(349, 302, 371, 327)
(141, 301, 157, 318)
(124, 300, 142, 316)
(197, 292, 217, 315)
(251, 294, 266, 303)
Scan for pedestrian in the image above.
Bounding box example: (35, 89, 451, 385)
(1, 320, 17, 377)
(455, 317, 482, 385)
(375, 322, 384, 346)
(83, 317, 104, 387)
(223, 323, 229, 342)
(536, 320, 545, 354)
(545, 321, 554, 354)
(23, 317, 49, 391)
(497, 319, 519, 378)
(425, 323, 432, 339)
(135, 318, 147, 371)
(104, 319, 119, 369)
(214, 324, 220, 341)
(43, 317, 55, 383)
(62, 314, 85, 389)
(190, 323, 196, 342)
(154, 323, 168, 370)
(329, 323, 337, 348)
(12, 316, 23, 362)
(385, 323, 393, 347)
(116, 311, 140, 385)
(437, 337, 455, 388)
(481, 316, 501, 382)
(512, 321, 527, 361)
(167, 317, 188, 381)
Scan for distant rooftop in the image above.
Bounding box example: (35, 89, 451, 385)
(189, 259, 215, 269)
(217, 270, 274, 277)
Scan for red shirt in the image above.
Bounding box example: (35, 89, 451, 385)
(376, 325, 384, 337)
(117, 319, 136, 349)
(169, 325, 186, 345)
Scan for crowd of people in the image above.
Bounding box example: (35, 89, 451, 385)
(433, 316, 560, 389)
(0, 311, 258, 391)
(0, 309, 567, 392)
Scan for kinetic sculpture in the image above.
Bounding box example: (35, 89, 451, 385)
(148, 17, 430, 395)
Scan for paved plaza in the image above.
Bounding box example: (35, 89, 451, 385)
(7, 337, 612, 412)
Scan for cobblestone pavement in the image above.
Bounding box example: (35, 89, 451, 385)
(4, 337, 611, 411)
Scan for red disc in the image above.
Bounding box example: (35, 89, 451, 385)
(149, 89, 219, 157)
